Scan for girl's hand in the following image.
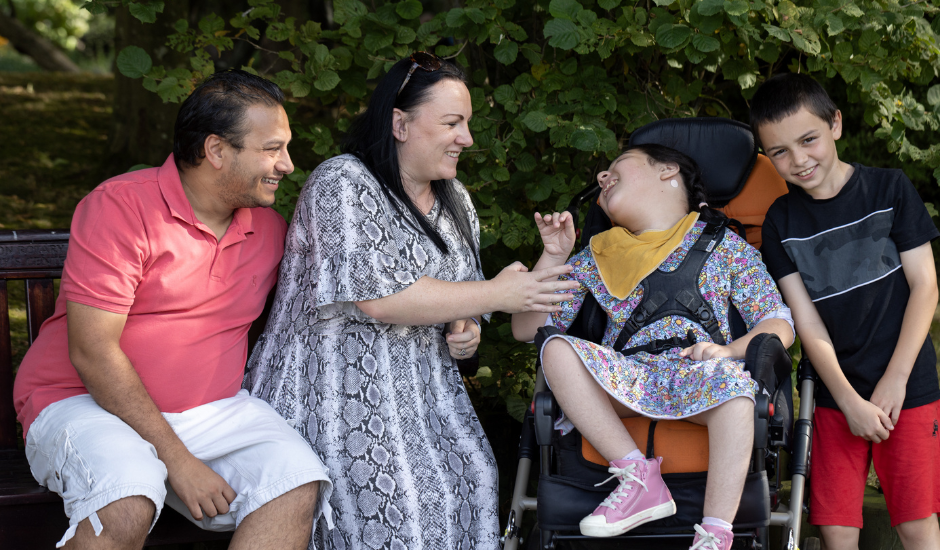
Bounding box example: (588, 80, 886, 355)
(534, 211, 576, 259)
(679, 342, 735, 361)
(447, 318, 481, 359)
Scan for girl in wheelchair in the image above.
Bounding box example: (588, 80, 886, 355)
(511, 143, 794, 550)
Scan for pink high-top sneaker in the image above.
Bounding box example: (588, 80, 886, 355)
(689, 523, 734, 550)
(579, 457, 676, 537)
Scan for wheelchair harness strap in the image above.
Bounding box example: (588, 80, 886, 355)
(613, 218, 729, 356)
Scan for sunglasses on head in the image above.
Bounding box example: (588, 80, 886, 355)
(397, 52, 443, 96)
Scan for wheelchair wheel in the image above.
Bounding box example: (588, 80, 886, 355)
(802, 537, 821, 550)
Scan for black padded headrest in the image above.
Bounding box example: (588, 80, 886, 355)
(627, 117, 757, 205)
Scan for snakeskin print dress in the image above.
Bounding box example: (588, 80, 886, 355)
(244, 155, 500, 550)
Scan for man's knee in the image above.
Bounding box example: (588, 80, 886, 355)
(66, 496, 155, 549)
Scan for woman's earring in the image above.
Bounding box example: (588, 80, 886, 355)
(670, 179, 679, 188)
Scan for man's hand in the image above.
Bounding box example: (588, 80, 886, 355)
(166, 454, 237, 520)
(447, 318, 481, 359)
(843, 396, 893, 443)
(679, 342, 734, 361)
(870, 373, 907, 427)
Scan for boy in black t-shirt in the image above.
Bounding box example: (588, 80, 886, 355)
(751, 73, 940, 550)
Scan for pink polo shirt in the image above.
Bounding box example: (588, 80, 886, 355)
(14, 155, 287, 436)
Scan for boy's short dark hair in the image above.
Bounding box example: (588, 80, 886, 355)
(749, 73, 839, 140)
(173, 69, 284, 171)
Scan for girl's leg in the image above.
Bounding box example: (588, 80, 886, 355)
(685, 396, 753, 522)
(541, 338, 640, 461)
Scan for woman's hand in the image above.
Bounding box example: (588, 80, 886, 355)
(679, 342, 735, 361)
(447, 318, 481, 359)
(492, 262, 578, 313)
(535, 211, 576, 260)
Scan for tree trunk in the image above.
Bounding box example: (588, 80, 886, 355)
(108, 0, 190, 173)
(0, 12, 80, 72)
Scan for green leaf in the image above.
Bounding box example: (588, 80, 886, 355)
(314, 70, 341, 91)
(494, 167, 511, 181)
(493, 84, 517, 106)
(291, 80, 311, 98)
(655, 24, 691, 49)
(494, 40, 518, 65)
(522, 111, 548, 132)
(826, 13, 844, 36)
(859, 29, 880, 52)
(763, 25, 791, 43)
(833, 41, 853, 63)
(396, 0, 423, 19)
(691, 33, 719, 52)
(525, 178, 553, 201)
(927, 85, 940, 107)
(364, 32, 395, 51)
(173, 18, 188, 33)
(543, 19, 580, 50)
(570, 128, 600, 151)
(465, 8, 485, 24)
(598, 0, 620, 10)
(841, 3, 864, 17)
(116, 46, 153, 79)
(723, 0, 748, 17)
(199, 14, 225, 35)
(549, 0, 581, 21)
(396, 26, 417, 44)
(470, 87, 485, 110)
(515, 153, 537, 172)
(129, 1, 163, 24)
(559, 57, 577, 75)
(696, 0, 724, 16)
(445, 7, 465, 27)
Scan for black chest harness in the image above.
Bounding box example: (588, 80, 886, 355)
(611, 218, 730, 357)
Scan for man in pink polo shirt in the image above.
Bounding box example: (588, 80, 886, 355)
(14, 70, 330, 549)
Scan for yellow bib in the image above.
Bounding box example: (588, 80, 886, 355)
(590, 212, 699, 300)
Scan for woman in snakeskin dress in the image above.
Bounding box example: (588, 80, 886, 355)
(243, 53, 576, 550)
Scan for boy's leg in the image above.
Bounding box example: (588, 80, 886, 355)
(25, 395, 170, 549)
(540, 337, 641, 460)
(810, 407, 871, 550)
(872, 400, 940, 550)
(162, 390, 332, 549)
(685, 396, 753, 522)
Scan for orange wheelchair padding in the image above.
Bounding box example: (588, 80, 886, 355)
(581, 417, 710, 474)
(718, 154, 788, 250)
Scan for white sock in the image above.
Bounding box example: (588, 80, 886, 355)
(701, 516, 733, 531)
(620, 449, 645, 461)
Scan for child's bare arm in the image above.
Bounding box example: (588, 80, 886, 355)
(512, 212, 577, 341)
(872, 242, 939, 424)
(777, 273, 893, 442)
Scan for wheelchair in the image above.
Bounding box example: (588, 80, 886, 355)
(501, 118, 820, 550)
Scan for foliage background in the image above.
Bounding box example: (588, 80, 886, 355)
(97, 0, 940, 424)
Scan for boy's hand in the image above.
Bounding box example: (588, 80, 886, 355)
(843, 397, 893, 443)
(679, 342, 734, 361)
(870, 373, 907, 426)
(534, 211, 576, 259)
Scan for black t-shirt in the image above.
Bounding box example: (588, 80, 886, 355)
(762, 163, 940, 410)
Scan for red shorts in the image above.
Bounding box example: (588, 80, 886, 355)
(810, 400, 940, 528)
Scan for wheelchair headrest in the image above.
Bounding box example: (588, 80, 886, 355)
(628, 117, 757, 206)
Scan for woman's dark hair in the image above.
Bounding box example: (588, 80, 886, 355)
(173, 69, 285, 171)
(342, 56, 477, 260)
(749, 73, 838, 142)
(622, 143, 710, 214)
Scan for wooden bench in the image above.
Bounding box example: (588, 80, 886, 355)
(0, 229, 233, 548)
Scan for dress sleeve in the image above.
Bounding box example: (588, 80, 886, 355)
(724, 233, 789, 332)
(550, 248, 592, 332)
(291, 155, 425, 307)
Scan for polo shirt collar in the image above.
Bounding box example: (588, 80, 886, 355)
(157, 154, 256, 242)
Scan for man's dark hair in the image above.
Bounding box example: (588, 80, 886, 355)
(749, 73, 839, 142)
(342, 56, 476, 261)
(173, 69, 285, 171)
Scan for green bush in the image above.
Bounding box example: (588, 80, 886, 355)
(94, 0, 940, 420)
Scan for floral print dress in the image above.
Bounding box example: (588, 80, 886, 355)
(544, 221, 787, 421)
